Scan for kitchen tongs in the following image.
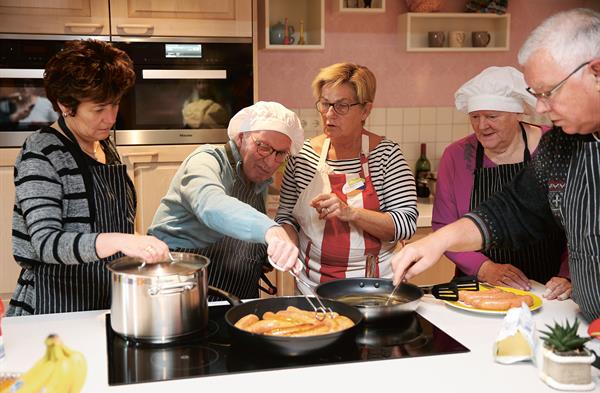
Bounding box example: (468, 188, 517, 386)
(419, 276, 480, 301)
(268, 257, 333, 320)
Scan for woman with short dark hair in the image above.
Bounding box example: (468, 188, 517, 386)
(8, 39, 169, 316)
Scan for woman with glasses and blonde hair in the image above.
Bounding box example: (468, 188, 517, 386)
(276, 62, 417, 291)
(149, 101, 304, 299)
(433, 66, 570, 299)
(391, 8, 600, 321)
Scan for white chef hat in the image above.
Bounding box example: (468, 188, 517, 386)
(455, 66, 536, 114)
(227, 101, 304, 155)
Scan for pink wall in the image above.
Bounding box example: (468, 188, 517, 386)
(257, 0, 600, 108)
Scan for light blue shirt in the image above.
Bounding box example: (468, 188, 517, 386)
(148, 140, 277, 249)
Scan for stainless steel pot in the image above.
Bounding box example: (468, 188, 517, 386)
(107, 252, 211, 343)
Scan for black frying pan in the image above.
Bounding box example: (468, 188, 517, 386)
(315, 278, 423, 324)
(224, 296, 364, 357)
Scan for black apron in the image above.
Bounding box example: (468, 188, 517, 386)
(35, 118, 135, 314)
(557, 135, 600, 321)
(468, 123, 564, 283)
(176, 142, 274, 301)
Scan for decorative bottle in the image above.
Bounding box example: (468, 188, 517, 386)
(415, 143, 431, 198)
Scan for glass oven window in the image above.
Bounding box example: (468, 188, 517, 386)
(0, 78, 58, 131)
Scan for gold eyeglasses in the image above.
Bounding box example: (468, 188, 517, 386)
(526, 61, 590, 101)
(250, 136, 290, 162)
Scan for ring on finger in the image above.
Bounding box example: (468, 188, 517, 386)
(145, 246, 155, 253)
(323, 207, 328, 214)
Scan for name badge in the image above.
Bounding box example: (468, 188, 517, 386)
(342, 177, 366, 194)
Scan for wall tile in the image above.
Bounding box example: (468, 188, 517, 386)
(403, 124, 420, 143)
(436, 141, 450, 160)
(436, 107, 454, 124)
(401, 142, 420, 161)
(452, 124, 471, 141)
(403, 108, 420, 125)
(452, 109, 469, 124)
(420, 107, 437, 125)
(386, 108, 403, 125)
(435, 124, 453, 142)
(370, 125, 386, 135)
(420, 124, 436, 142)
(369, 108, 386, 126)
(386, 125, 403, 143)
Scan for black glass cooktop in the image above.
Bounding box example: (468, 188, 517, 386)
(106, 305, 469, 386)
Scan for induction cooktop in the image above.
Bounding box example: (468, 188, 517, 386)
(106, 305, 469, 386)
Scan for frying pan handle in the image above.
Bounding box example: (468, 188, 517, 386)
(208, 285, 242, 306)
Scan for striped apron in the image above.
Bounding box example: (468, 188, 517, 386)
(176, 143, 269, 301)
(35, 130, 135, 314)
(556, 135, 600, 321)
(293, 134, 395, 293)
(469, 123, 564, 283)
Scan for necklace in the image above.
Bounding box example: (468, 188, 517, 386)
(80, 142, 99, 157)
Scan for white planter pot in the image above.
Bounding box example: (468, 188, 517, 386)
(539, 346, 596, 391)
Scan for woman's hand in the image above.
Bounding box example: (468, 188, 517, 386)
(265, 226, 301, 273)
(477, 260, 531, 290)
(97, 233, 170, 262)
(543, 276, 572, 300)
(311, 193, 358, 222)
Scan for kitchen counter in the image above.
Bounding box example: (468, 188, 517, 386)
(1, 282, 598, 392)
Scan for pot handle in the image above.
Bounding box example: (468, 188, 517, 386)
(148, 281, 196, 296)
(208, 285, 242, 306)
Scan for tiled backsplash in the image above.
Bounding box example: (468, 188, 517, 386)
(293, 106, 470, 173)
(293, 106, 551, 173)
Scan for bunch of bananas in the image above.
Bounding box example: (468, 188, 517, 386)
(1, 334, 87, 393)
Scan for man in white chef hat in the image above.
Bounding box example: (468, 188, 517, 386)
(149, 101, 304, 299)
(431, 66, 571, 300)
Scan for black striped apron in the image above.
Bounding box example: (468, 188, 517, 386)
(176, 143, 269, 301)
(35, 122, 135, 314)
(468, 123, 565, 283)
(558, 136, 600, 321)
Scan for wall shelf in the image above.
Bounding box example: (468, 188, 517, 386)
(262, 0, 324, 50)
(400, 12, 510, 52)
(339, 0, 385, 13)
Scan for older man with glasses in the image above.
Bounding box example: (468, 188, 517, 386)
(148, 101, 304, 300)
(391, 8, 600, 322)
(276, 62, 417, 293)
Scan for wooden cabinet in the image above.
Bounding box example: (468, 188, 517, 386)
(400, 12, 510, 52)
(260, 0, 324, 50)
(0, 0, 110, 35)
(0, 149, 21, 302)
(117, 145, 196, 235)
(109, 0, 252, 38)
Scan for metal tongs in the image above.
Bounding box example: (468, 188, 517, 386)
(268, 257, 334, 320)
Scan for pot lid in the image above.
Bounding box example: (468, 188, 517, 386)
(107, 252, 210, 277)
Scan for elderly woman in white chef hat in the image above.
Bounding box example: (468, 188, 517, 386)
(148, 101, 304, 299)
(432, 66, 571, 300)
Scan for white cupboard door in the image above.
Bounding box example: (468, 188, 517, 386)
(0, 0, 109, 35)
(110, 0, 252, 37)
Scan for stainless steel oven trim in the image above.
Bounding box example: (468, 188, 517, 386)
(114, 129, 228, 146)
(142, 69, 227, 79)
(0, 69, 44, 78)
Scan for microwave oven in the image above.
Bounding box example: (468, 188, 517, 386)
(0, 35, 253, 147)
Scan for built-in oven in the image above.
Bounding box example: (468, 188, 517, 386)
(0, 35, 102, 147)
(112, 37, 253, 145)
(0, 35, 253, 147)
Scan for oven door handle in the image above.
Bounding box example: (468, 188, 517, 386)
(142, 69, 227, 80)
(0, 69, 44, 79)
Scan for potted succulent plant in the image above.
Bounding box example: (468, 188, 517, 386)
(538, 319, 596, 391)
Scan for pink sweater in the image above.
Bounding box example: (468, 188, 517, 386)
(432, 131, 569, 278)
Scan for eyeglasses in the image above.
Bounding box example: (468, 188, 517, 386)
(315, 100, 363, 115)
(526, 61, 590, 101)
(250, 136, 290, 162)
